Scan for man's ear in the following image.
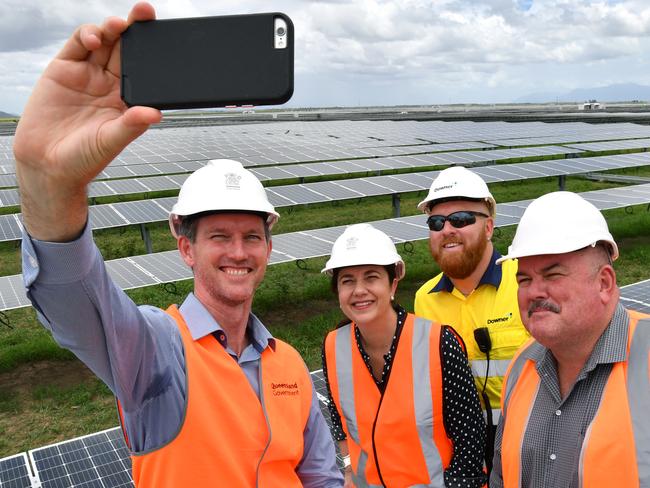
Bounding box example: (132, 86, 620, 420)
(485, 216, 495, 240)
(597, 265, 617, 304)
(266, 238, 273, 261)
(178, 236, 195, 268)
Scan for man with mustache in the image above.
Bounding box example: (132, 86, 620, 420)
(490, 191, 650, 487)
(414, 167, 530, 469)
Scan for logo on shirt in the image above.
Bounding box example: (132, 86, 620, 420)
(271, 382, 299, 396)
(487, 312, 513, 325)
(225, 172, 242, 190)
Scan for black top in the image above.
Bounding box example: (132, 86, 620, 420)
(322, 306, 487, 487)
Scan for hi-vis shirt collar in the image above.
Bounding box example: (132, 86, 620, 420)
(430, 248, 504, 294)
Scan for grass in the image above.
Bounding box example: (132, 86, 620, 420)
(0, 172, 649, 457)
(0, 373, 116, 456)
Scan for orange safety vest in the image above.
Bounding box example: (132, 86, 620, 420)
(324, 313, 454, 487)
(500, 311, 650, 488)
(120, 305, 312, 488)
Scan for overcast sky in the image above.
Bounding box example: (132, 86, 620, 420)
(1, 0, 650, 114)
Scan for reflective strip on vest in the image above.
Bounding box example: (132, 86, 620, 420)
(502, 348, 532, 419)
(412, 317, 445, 487)
(501, 343, 539, 488)
(472, 358, 512, 424)
(629, 319, 650, 485)
(334, 327, 372, 484)
(471, 358, 512, 379)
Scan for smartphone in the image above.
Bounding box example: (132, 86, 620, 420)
(121, 13, 294, 110)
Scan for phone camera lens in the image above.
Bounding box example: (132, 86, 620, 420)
(276, 27, 286, 36)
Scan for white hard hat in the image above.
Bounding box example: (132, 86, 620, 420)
(322, 223, 405, 279)
(496, 191, 618, 263)
(417, 166, 496, 217)
(169, 159, 279, 238)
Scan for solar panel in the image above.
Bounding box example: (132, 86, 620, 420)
(0, 453, 34, 488)
(129, 251, 192, 284)
(565, 138, 650, 152)
(310, 369, 347, 469)
(271, 232, 335, 260)
(619, 280, 650, 314)
(0, 214, 22, 241)
(29, 427, 132, 488)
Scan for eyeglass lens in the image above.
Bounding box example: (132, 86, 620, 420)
(427, 211, 487, 232)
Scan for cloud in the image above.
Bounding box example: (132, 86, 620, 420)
(2, 0, 650, 114)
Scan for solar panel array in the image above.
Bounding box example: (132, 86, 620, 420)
(0, 144, 583, 193)
(0, 152, 649, 242)
(1, 184, 649, 312)
(0, 144, 642, 209)
(3, 118, 650, 171)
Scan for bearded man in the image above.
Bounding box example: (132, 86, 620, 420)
(414, 167, 530, 473)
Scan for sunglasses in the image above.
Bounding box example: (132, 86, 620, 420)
(426, 211, 489, 232)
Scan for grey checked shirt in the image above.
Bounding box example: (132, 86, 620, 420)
(490, 303, 630, 488)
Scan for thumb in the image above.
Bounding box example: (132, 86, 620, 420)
(97, 106, 162, 161)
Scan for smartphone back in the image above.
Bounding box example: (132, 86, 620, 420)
(121, 13, 294, 110)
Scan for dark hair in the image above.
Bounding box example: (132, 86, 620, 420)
(177, 210, 271, 242)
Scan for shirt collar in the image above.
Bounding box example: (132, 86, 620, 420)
(430, 248, 503, 293)
(178, 292, 276, 352)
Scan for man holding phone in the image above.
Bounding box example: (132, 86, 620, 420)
(14, 3, 342, 487)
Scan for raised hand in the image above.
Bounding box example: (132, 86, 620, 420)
(14, 2, 162, 241)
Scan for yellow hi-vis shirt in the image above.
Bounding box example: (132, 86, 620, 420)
(414, 250, 529, 423)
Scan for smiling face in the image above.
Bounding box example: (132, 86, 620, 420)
(336, 265, 398, 327)
(178, 212, 271, 309)
(427, 199, 493, 279)
(515, 246, 617, 353)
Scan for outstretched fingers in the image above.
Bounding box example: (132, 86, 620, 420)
(55, 2, 155, 65)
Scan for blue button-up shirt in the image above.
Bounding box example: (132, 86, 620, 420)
(22, 224, 343, 487)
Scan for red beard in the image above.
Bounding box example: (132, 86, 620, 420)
(432, 228, 489, 279)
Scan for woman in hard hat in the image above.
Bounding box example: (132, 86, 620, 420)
(322, 223, 487, 488)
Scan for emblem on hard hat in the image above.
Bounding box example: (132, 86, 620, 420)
(433, 182, 455, 192)
(346, 237, 359, 250)
(225, 173, 242, 190)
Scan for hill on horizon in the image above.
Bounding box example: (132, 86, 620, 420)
(0, 110, 17, 118)
(516, 83, 650, 104)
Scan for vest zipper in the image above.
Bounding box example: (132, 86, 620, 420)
(255, 361, 272, 488)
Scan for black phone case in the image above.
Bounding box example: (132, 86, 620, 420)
(121, 13, 294, 110)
